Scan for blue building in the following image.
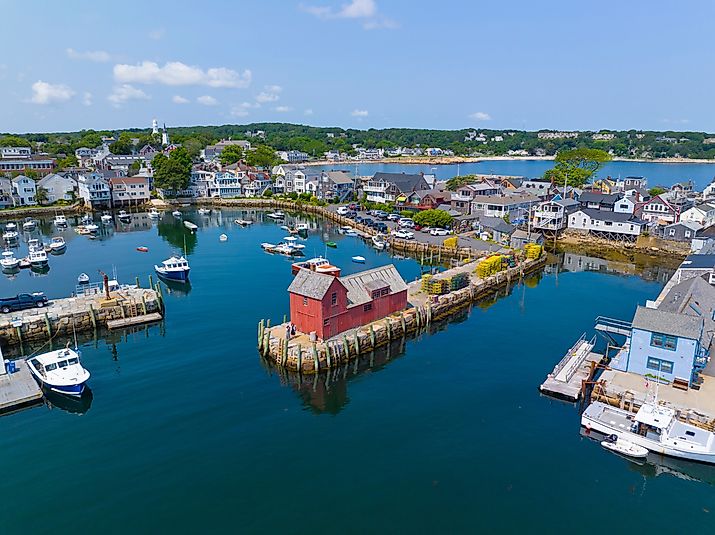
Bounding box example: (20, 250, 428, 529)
(611, 276, 715, 388)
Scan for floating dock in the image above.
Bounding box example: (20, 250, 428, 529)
(540, 334, 602, 402)
(0, 358, 42, 413)
(259, 255, 547, 373)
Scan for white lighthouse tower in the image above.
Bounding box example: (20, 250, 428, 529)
(151, 118, 159, 135)
(161, 123, 169, 146)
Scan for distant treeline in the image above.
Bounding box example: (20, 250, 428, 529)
(3, 123, 715, 160)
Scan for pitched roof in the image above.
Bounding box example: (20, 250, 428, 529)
(341, 264, 407, 306)
(632, 305, 703, 340)
(287, 269, 338, 299)
(575, 208, 643, 224)
(325, 171, 353, 185)
(681, 254, 715, 269)
(478, 216, 515, 234)
(470, 193, 540, 205)
(658, 275, 715, 321)
(371, 172, 428, 192)
(579, 191, 622, 203)
(512, 229, 543, 241)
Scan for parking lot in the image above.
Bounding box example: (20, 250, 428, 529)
(327, 205, 504, 253)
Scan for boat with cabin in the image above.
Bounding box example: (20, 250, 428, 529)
(117, 210, 131, 223)
(27, 239, 48, 267)
(582, 401, 715, 464)
(234, 219, 253, 226)
(198, 208, 211, 215)
(54, 214, 68, 227)
(183, 221, 198, 232)
(154, 255, 190, 283)
(372, 234, 388, 250)
(77, 272, 90, 284)
(5, 222, 17, 231)
(49, 236, 66, 253)
(172, 210, 182, 218)
(3, 229, 18, 242)
(0, 250, 20, 271)
(22, 218, 36, 231)
(219, 234, 228, 242)
(27, 347, 90, 397)
(101, 213, 113, 225)
(291, 257, 341, 276)
(267, 211, 285, 220)
(272, 243, 303, 256)
(149, 208, 161, 219)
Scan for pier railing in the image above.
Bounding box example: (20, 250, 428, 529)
(552, 333, 596, 382)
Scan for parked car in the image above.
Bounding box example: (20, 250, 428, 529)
(336, 206, 349, 215)
(375, 210, 389, 220)
(430, 228, 451, 236)
(387, 213, 401, 222)
(345, 211, 357, 219)
(419, 226, 432, 233)
(355, 216, 365, 224)
(348, 203, 359, 210)
(375, 222, 388, 233)
(362, 218, 375, 227)
(0, 292, 48, 314)
(392, 229, 414, 240)
(398, 218, 415, 228)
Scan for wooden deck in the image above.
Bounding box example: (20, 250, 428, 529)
(540, 352, 603, 402)
(0, 360, 43, 412)
(107, 312, 163, 330)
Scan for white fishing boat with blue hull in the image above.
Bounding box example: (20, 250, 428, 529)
(27, 347, 90, 397)
(155, 255, 190, 283)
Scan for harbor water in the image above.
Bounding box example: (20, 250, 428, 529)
(0, 210, 713, 533)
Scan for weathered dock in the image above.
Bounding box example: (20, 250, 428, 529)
(0, 283, 164, 350)
(540, 334, 603, 402)
(0, 359, 43, 413)
(259, 255, 547, 373)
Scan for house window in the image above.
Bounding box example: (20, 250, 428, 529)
(646, 357, 674, 374)
(363, 303, 372, 312)
(685, 231, 692, 238)
(302, 296, 308, 306)
(651, 333, 677, 351)
(323, 319, 330, 326)
(669, 229, 676, 236)
(371, 290, 381, 299)
(331, 292, 337, 306)
(380, 287, 389, 297)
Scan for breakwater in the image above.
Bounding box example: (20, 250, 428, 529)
(0, 284, 164, 352)
(258, 255, 546, 373)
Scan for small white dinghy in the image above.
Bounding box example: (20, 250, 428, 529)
(352, 256, 366, 263)
(219, 234, 228, 242)
(183, 221, 198, 232)
(601, 434, 648, 459)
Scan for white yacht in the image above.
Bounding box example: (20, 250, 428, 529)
(53, 214, 68, 227)
(117, 210, 131, 223)
(49, 236, 66, 252)
(172, 210, 182, 218)
(3, 230, 18, 242)
(101, 213, 113, 225)
(27, 347, 90, 397)
(27, 239, 48, 267)
(372, 234, 388, 250)
(22, 218, 36, 231)
(197, 208, 211, 215)
(149, 208, 161, 219)
(582, 401, 715, 464)
(0, 250, 20, 271)
(267, 211, 285, 220)
(154, 255, 190, 283)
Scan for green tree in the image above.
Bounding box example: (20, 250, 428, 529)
(544, 148, 612, 187)
(220, 144, 244, 165)
(413, 209, 453, 228)
(128, 160, 142, 175)
(56, 154, 78, 169)
(0, 136, 31, 147)
(245, 145, 279, 169)
(153, 149, 191, 192)
(648, 186, 666, 197)
(35, 187, 49, 205)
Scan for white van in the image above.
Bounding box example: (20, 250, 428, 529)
(336, 206, 349, 215)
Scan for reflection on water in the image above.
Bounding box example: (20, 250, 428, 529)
(159, 279, 192, 296)
(546, 251, 677, 284)
(580, 428, 715, 485)
(45, 387, 93, 415)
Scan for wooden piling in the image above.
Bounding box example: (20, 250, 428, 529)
(88, 304, 97, 332)
(44, 312, 52, 339)
(297, 344, 302, 371)
(312, 343, 319, 372)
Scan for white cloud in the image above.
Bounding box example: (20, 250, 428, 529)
(113, 61, 252, 88)
(304, 108, 314, 116)
(230, 106, 250, 117)
(351, 109, 369, 117)
(108, 84, 149, 106)
(172, 95, 189, 104)
(469, 111, 491, 121)
(66, 48, 110, 62)
(240, 101, 260, 109)
(275, 106, 292, 112)
(29, 81, 75, 105)
(149, 28, 166, 40)
(197, 95, 218, 106)
(255, 85, 282, 103)
(301, 0, 397, 29)
(82, 92, 93, 106)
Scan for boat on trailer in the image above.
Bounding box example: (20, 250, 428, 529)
(27, 347, 90, 397)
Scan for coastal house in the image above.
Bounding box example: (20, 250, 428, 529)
(109, 175, 151, 206)
(636, 194, 680, 224)
(591, 178, 618, 194)
(0, 155, 55, 176)
(469, 193, 540, 223)
(611, 277, 715, 388)
(363, 172, 430, 204)
(38, 173, 77, 203)
(475, 216, 515, 244)
(212, 170, 243, 198)
(78, 173, 111, 209)
(568, 209, 644, 242)
(288, 264, 408, 341)
(662, 221, 701, 243)
(0, 146, 31, 159)
(578, 192, 622, 212)
(510, 229, 544, 249)
(516, 179, 553, 200)
(202, 139, 251, 161)
(680, 203, 715, 227)
(242, 172, 272, 197)
(533, 198, 580, 233)
(276, 150, 309, 163)
(613, 197, 636, 214)
(11, 175, 37, 205)
(321, 171, 355, 202)
(0, 178, 14, 208)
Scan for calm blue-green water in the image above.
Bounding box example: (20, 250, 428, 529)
(0, 210, 713, 534)
(317, 160, 715, 189)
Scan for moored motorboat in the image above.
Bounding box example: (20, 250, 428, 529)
(261, 242, 276, 251)
(77, 272, 90, 284)
(234, 219, 253, 226)
(154, 255, 190, 283)
(101, 213, 113, 225)
(53, 214, 68, 227)
(272, 243, 303, 256)
(0, 250, 20, 271)
(84, 223, 99, 232)
(267, 211, 285, 219)
(27, 239, 48, 267)
(600, 435, 649, 459)
(172, 210, 182, 218)
(22, 218, 36, 231)
(372, 234, 388, 250)
(136, 246, 149, 252)
(326, 241, 337, 248)
(295, 223, 309, 232)
(3, 230, 18, 242)
(5, 222, 17, 231)
(198, 208, 211, 215)
(117, 210, 131, 223)
(27, 347, 90, 397)
(352, 256, 366, 263)
(18, 258, 31, 269)
(49, 236, 66, 252)
(148, 208, 161, 219)
(183, 221, 198, 232)
(291, 257, 341, 276)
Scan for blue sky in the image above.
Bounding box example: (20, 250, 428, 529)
(2, 0, 713, 133)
